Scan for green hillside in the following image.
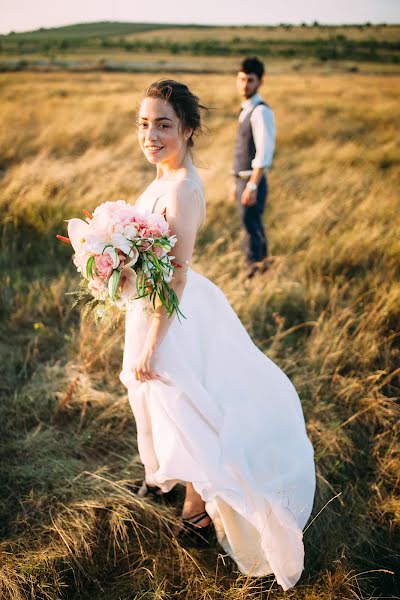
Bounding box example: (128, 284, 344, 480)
(2, 21, 208, 40)
(1, 21, 399, 64)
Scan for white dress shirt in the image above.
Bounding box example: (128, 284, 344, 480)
(239, 92, 276, 170)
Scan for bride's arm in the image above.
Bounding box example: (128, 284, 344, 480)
(133, 180, 202, 382)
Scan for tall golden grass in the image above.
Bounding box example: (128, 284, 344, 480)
(0, 71, 399, 599)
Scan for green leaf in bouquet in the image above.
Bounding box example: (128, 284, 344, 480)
(86, 255, 95, 279)
(146, 249, 160, 271)
(108, 269, 121, 300)
(136, 271, 146, 297)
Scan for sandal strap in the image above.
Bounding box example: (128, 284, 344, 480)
(183, 510, 209, 526)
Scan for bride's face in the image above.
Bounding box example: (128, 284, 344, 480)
(138, 97, 190, 166)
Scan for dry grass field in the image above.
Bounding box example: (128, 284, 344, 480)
(0, 69, 399, 599)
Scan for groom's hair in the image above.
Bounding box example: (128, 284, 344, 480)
(239, 57, 264, 79)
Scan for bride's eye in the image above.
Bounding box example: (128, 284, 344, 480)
(138, 122, 147, 129)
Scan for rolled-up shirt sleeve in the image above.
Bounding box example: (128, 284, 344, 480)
(250, 105, 276, 170)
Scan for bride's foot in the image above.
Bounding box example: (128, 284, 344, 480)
(173, 482, 213, 541)
(182, 509, 212, 529)
(181, 501, 211, 528)
(173, 510, 213, 543)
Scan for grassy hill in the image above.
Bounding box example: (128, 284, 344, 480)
(0, 69, 399, 599)
(1, 21, 208, 40)
(1, 21, 399, 67)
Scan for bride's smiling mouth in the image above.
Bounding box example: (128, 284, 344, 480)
(146, 145, 164, 153)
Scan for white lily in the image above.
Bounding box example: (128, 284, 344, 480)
(67, 218, 90, 253)
(111, 232, 138, 256)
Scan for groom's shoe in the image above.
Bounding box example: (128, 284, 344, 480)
(246, 263, 259, 279)
(259, 258, 271, 273)
(246, 259, 270, 279)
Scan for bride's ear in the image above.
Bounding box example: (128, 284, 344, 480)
(184, 128, 193, 142)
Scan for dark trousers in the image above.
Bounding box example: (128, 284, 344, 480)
(235, 175, 268, 264)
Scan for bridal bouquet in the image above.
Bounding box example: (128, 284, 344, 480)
(57, 200, 182, 319)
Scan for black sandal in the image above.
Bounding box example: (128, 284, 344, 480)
(136, 480, 164, 498)
(132, 479, 177, 503)
(174, 510, 214, 544)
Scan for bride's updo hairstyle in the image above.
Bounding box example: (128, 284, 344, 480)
(143, 79, 207, 148)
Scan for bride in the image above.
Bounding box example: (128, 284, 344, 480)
(119, 79, 316, 591)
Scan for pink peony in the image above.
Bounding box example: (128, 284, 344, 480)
(146, 212, 169, 237)
(131, 211, 150, 232)
(94, 253, 114, 281)
(91, 199, 128, 221)
(90, 200, 138, 240)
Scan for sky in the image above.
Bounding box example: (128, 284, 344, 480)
(0, 0, 399, 34)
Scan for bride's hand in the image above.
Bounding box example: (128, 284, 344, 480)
(132, 348, 160, 382)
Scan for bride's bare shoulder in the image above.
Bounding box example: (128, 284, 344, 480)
(155, 180, 202, 232)
(164, 178, 203, 207)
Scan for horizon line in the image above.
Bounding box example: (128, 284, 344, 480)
(2, 18, 400, 36)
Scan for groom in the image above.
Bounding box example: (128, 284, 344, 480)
(231, 57, 276, 278)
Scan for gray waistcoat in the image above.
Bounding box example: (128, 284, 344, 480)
(232, 101, 267, 174)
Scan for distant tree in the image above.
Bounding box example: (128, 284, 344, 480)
(313, 21, 319, 27)
(16, 59, 28, 70)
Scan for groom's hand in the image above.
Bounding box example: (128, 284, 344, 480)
(241, 187, 257, 207)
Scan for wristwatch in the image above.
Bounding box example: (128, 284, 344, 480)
(246, 181, 258, 192)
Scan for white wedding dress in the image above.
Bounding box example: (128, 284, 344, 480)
(119, 178, 316, 591)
